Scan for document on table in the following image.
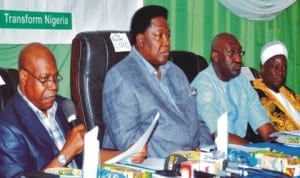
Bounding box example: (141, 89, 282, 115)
(105, 112, 160, 164)
(269, 130, 300, 137)
(215, 112, 228, 157)
(118, 157, 165, 172)
(229, 144, 270, 152)
(83, 126, 99, 178)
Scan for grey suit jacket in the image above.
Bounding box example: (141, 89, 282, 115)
(102, 48, 214, 158)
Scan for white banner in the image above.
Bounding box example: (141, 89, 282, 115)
(0, 0, 143, 44)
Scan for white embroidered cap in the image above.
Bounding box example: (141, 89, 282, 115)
(261, 41, 288, 65)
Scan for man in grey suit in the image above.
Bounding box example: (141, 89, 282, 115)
(102, 5, 214, 159)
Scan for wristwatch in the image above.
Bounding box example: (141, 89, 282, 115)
(57, 154, 67, 166)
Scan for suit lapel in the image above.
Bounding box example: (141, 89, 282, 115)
(13, 93, 56, 148)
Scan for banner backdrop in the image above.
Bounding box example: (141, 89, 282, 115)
(0, 0, 143, 44)
(0, 0, 142, 97)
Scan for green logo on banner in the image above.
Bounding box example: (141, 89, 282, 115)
(0, 10, 72, 29)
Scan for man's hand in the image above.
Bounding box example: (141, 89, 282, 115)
(43, 123, 85, 170)
(130, 145, 148, 164)
(61, 123, 86, 162)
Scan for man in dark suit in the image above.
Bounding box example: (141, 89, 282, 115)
(0, 43, 85, 178)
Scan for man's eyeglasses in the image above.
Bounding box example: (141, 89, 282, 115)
(215, 50, 246, 57)
(22, 68, 63, 87)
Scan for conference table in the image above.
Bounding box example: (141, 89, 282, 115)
(144, 141, 300, 178)
(239, 142, 299, 178)
(99, 127, 300, 177)
(249, 141, 299, 157)
(30, 142, 298, 178)
(99, 141, 299, 178)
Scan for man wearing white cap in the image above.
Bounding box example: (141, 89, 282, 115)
(253, 40, 300, 131)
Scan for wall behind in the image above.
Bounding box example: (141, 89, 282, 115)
(1, 1, 299, 97)
(0, 0, 142, 98)
(0, 44, 72, 97)
(145, 0, 300, 93)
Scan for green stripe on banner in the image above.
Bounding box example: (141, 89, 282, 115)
(0, 10, 72, 29)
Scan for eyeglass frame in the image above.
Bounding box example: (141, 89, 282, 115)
(214, 49, 246, 57)
(22, 68, 63, 86)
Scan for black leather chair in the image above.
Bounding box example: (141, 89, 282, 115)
(0, 68, 19, 112)
(170, 50, 207, 82)
(70, 31, 131, 146)
(70, 31, 208, 147)
(249, 67, 261, 79)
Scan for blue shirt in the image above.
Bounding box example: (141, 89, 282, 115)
(191, 64, 270, 138)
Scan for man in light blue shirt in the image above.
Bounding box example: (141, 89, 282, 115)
(191, 33, 276, 145)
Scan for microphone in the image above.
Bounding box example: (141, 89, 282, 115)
(163, 153, 187, 176)
(62, 99, 77, 128)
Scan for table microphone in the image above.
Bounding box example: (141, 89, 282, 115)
(62, 99, 77, 128)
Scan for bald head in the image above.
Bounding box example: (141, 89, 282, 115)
(210, 33, 243, 81)
(18, 42, 56, 70)
(211, 33, 239, 54)
(18, 42, 59, 112)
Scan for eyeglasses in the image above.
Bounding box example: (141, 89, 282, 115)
(22, 68, 63, 87)
(215, 50, 246, 57)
